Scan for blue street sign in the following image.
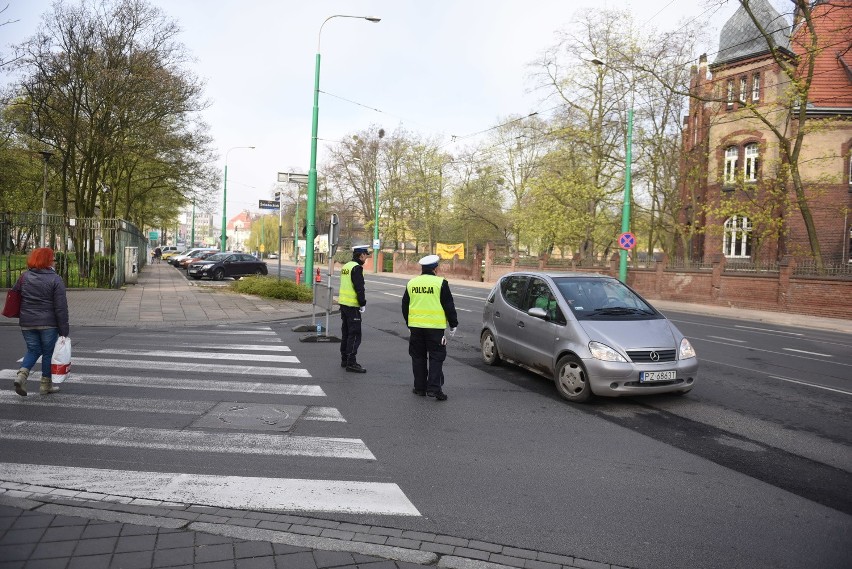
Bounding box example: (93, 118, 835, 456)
(258, 199, 280, 210)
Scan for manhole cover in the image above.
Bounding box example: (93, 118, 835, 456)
(191, 403, 306, 432)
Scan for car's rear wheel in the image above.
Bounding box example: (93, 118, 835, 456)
(213, 268, 225, 281)
(480, 330, 500, 366)
(254, 268, 264, 276)
(554, 355, 592, 403)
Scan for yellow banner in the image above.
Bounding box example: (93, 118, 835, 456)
(436, 242, 465, 260)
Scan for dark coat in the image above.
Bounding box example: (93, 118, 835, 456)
(14, 268, 70, 336)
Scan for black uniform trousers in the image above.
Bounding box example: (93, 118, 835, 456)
(408, 327, 446, 394)
(339, 305, 362, 365)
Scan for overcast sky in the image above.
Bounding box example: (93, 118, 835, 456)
(2, 0, 760, 219)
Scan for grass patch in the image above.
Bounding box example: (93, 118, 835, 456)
(230, 275, 314, 302)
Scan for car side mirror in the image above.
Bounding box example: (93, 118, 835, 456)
(527, 307, 548, 319)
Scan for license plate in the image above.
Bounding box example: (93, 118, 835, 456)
(188, 269, 197, 274)
(640, 370, 676, 382)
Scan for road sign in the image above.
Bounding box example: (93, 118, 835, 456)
(277, 172, 309, 185)
(149, 231, 158, 240)
(618, 232, 636, 250)
(258, 199, 280, 210)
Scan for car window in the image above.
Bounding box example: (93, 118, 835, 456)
(522, 278, 565, 324)
(500, 276, 528, 310)
(554, 277, 659, 320)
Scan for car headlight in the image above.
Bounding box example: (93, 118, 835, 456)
(589, 341, 627, 362)
(679, 337, 696, 359)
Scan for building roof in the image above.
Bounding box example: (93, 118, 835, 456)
(713, 0, 790, 67)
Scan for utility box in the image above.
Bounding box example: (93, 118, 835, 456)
(124, 246, 139, 284)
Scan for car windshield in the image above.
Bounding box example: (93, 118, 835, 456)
(552, 277, 659, 320)
(202, 253, 228, 262)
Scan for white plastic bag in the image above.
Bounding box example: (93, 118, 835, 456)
(51, 336, 72, 384)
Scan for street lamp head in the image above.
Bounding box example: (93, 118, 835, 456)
(591, 58, 605, 66)
(365, 17, 381, 22)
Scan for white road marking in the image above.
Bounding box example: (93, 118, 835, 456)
(113, 334, 283, 344)
(188, 330, 277, 336)
(457, 308, 474, 312)
(695, 359, 852, 397)
(0, 420, 374, 459)
(212, 325, 273, 330)
(782, 348, 832, 357)
(768, 376, 852, 395)
(116, 343, 291, 352)
(78, 349, 299, 363)
(706, 336, 747, 343)
(383, 292, 402, 298)
(0, 370, 322, 395)
(734, 325, 803, 336)
(695, 339, 851, 367)
(0, 463, 419, 516)
(303, 407, 346, 422)
(66, 358, 312, 377)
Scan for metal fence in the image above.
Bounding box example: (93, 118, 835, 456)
(1, 212, 147, 289)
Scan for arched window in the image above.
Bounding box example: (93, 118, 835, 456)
(744, 143, 759, 182)
(724, 216, 752, 258)
(724, 147, 738, 184)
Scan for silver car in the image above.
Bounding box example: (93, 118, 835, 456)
(480, 271, 698, 403)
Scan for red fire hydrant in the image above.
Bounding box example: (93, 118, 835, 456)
(315, 268, 322, 283)
(295, 267, 303, 285)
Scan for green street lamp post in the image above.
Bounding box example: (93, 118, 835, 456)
(38, 151, 52, 248)
(221, 146, 255, 251)
(592, 58, 633, 283)
(305, 14, 381, 284)
(190, 200, 196, 248)
(372, 179, 380, 273)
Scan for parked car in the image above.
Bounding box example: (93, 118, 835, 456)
(480, 271, 698, 403)
(187, 252, 268, 280)
(179, 249, 220, 270)
(171, 248, 218, 267)
(160, 246, 184, 261)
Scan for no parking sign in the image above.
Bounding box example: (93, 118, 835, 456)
(618, 232, 636, 250)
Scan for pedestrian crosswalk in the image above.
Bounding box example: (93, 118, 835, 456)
(0, 324, 420, 516)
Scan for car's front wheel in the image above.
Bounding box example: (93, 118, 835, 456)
(554, 355, 592, 403)
(254, 268, 264, 276)
(213, 268, 225, 281)
(480, 330, 500, 366)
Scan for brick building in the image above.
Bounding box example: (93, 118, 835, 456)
(678, 0, 852, 265)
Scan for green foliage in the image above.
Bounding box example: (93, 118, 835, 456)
(230, 276, 313, 302)
(90, 254, 116, 288)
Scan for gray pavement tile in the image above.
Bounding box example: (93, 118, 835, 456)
(351, 555, 384, 564)
(194, 560, 237, 569)
(383, 538, 420, 550)
(74, 535, 117, 556)
(115, 533, 157, 552)
(21, 558, 68, 569)
(399, 531, 435, 542)
(420, 542, 454, 555)
(536, 553, 574, 565)
(0, 518, 13, 531)
(274, 551, 319, 569)
(69, 553, 111, 569)
(157, 531, 196, 549)
(235, 557, 276, 569)
(81, 523, 122, 538)
(274, 515, 309, 525)
(356, 562, 397, 569)
(451, 547, 491, 561)
(41, 525, 85, 542)
(288, 525, 323, 537)
(312, 549, 356, 568)
(318, 529, 355, 541)
(467, 540, 502, 554)
(244, 512, 279, 522)
(368, 527, 402, 538)
(524, 560, 560, 569)
(30, 539, 76, 558)
(195, 543, 236, 563)
(234, 540, 274, 558)
(434, 536, 467, 548)
(257, 521, 292, 533)
(0, 506, 22, 517)
(336, 523, 370, 534)
(196, 533, 237, 545)
(110, 550, 154, 569)
(502, 547, 537, 560)
(230, 519, 261, 529)
(11, 513, 53, 529)
(0, 528, 45, 544)
(0, 543, 36, 561)
(396, 562, 431, 569)
(271, 543, 311, 555)
(304, 519, 339, 530)
(153, 545, 194, 567)
(351, 533, 386, 545)
(489, 553, 527, 567)
(0, 561, 24, 569)
(121, 524, 159, 536)
(571, 559, 609, 569)
(196, 514, 232, 524)
(48, 515, 88, 527)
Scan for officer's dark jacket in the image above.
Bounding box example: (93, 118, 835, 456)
(401, 269, 458, 328)
(14, 268, 70, 336)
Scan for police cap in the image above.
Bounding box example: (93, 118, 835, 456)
(418, 254, 440, 269)
(352, 245, 371, 255)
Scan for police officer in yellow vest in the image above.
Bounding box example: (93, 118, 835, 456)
(338, 245, 370, 373)
(401, 254, 458, 400)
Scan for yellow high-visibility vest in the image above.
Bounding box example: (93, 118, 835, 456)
(407, 274, 446, 329)
(338, 261, 360, 307)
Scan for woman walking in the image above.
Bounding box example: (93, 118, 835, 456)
(13, 247, 70, 397)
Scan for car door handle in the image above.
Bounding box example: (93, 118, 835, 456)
(517, 321, 525, 328)
(495, 311, 501, 318)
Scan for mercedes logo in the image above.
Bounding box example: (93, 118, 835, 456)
(650, 351, 660, 361)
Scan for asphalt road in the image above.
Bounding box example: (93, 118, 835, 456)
(1, 268, 849, 569)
